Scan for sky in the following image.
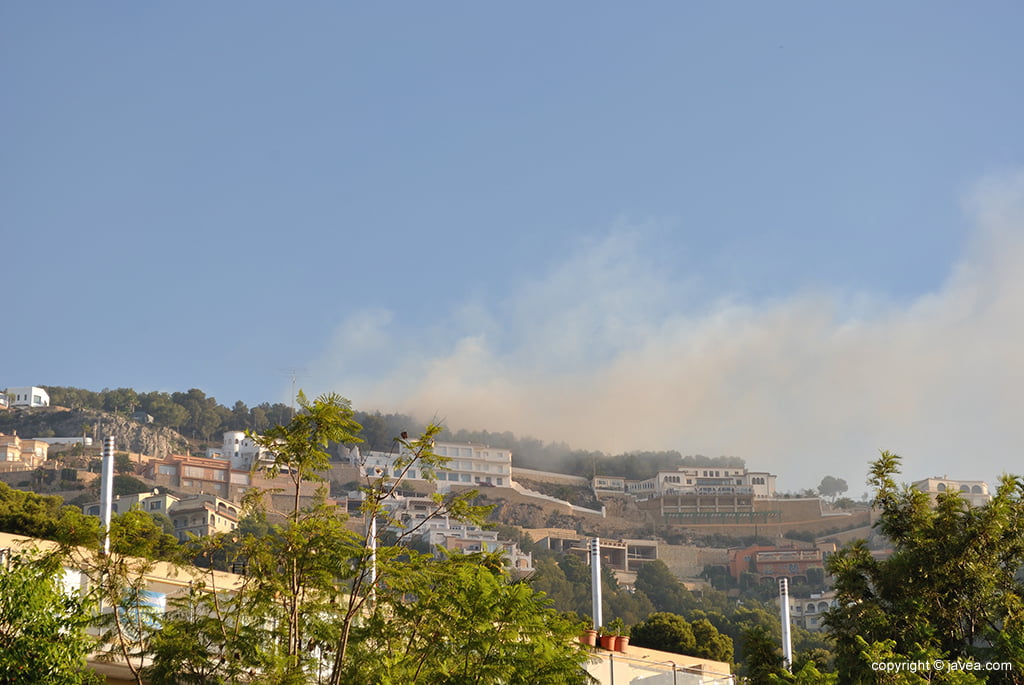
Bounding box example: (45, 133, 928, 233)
(3, 3, 1023, 492)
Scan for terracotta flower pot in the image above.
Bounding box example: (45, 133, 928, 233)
(614, 635, 630, 652)
(580, 629, 598, 647)
(599, 634, 617, 650)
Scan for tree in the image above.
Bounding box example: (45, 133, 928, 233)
(0, 481, 99, 547)
(114, 451, 134, 475)
(343, 551, 590, 684)
(740, 624, 785, 683)
(103, 388, 138, 414)
(629, 612, 697, 655)
(817, 476, 848, 502)
(226, 400, 251, 431)
(691, 617, 734, 663)
(172, 389, 227, 440)
(768, 660, 839, 685)
(141, 395, 583, 685)
(139, 392, 188, 430)
(144, 572, 278, 685)
(634, 559, 695, 615)
(0, 550, 101, 685)
(825, 451, 1024, 684)
(254, 391, 362, 520)
(78, 508, 184, 685)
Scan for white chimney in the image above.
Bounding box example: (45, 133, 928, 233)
(591, 537, 603, 630)
(100, 436, 115, 555)
(779, 577, 793, 669)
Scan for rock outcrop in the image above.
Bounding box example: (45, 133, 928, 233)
(0, 407, 187, 458)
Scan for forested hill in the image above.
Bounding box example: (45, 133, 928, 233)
(19, 386, 744, 479)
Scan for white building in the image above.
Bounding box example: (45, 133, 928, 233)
(81, 491, 240, 541)
(912, 477, 991, 508)
(355, 441, 514, 492)
(385, 496, 533, 575)
(617, 466, 777, 499)
(778, 590, 838, 633)
(5, 386, 50, 408)
(207, 431, 273, 470)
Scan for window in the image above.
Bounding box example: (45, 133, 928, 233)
(149, 501, 161, 510)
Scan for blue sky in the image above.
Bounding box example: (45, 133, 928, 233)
(4, 3, 1023, 490)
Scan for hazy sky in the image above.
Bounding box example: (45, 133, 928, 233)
(4, 3, 1023, 490)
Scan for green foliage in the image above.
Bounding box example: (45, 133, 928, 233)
(114, 451, 134, 475)
(691, 617, 735, 663)
(629, 612, 733, 663)
(144, 573, 281, 684)
(0, 481, 99, 547)
(679, 454, 747, 469)
(142, 396, 582, 685)
(343, 552, 590, 684)
(851, 637, 986, 684)
(768, 660, 839, 685)
(103, 388, 138, 414)
(826, 451, 1024, 684)
(109, 509, 181, 561)
(630, 612, 697, 654)
(113, 475, 154, 496)
(741, 624, 785, 683)
(0, 550, 101, 685)
(818, 475, 849, 501)
(635, 559, 695, 615)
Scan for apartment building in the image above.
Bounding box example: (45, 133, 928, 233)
(206, 430, 274, 470)
(82, 491, 180, 518)
(170, 495, 240, 541)
(619, 466, 777, 499)
(80, 491, 241, 541)
(0, 432, 50, 468)
(143, 454, 251, 499)
(384, 495, 533, 575)
(778, 590, 838, 632)
(728, 544, 827, 582)
(354, 440, 514, 491)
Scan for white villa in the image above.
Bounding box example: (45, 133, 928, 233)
(5, 386, 50, 408)
(354, 440, 514, 491)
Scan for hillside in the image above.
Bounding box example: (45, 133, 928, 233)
(0, 406, 188, 458)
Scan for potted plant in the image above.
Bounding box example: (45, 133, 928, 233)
(600, 618, 625, 650)
(580, 622, 598, 647)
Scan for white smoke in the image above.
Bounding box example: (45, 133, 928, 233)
(310, 172, 1024, 491)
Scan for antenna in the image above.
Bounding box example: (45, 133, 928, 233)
(280, 367, 307, 419)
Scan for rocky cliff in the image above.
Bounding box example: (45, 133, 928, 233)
(0, 407, 188, 458)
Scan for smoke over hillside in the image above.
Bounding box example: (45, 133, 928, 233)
(310, 172, 1024, 491)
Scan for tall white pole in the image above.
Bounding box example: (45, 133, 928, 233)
(368, 515, 377, 604)
(100, 436, 115, 555)
(591, 537, 603, 630)
(779, 577, 793, 669)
